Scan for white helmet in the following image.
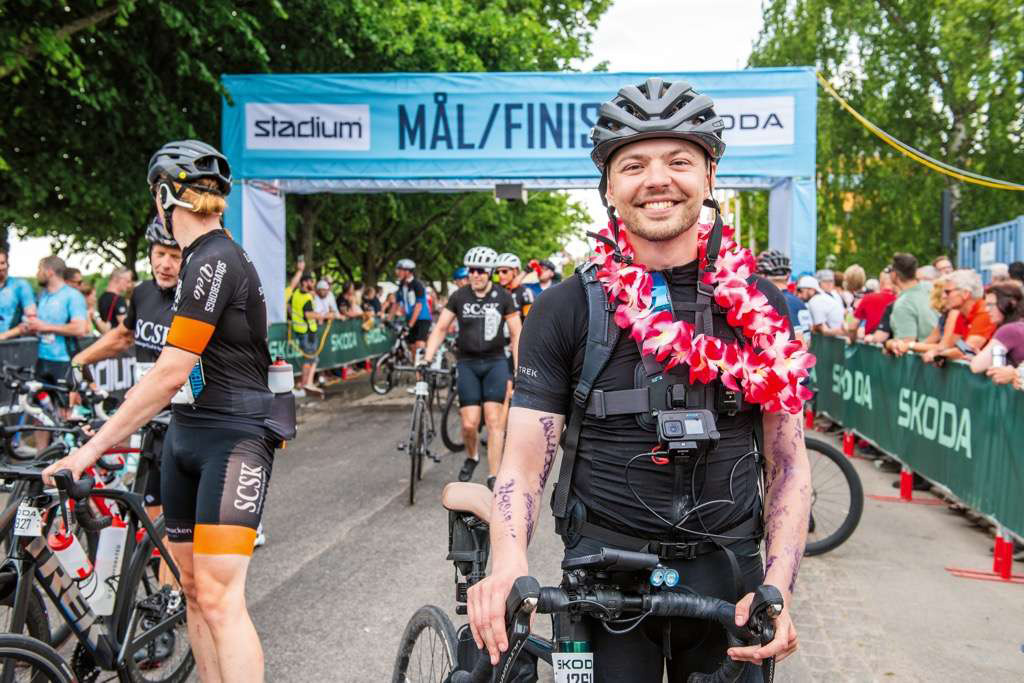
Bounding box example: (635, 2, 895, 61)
(395, 258, 416, 271)
(495, 253, 521, 270)
(464, 246, 499, 270)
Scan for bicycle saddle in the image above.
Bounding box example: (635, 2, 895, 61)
(441, 482, 492, 524)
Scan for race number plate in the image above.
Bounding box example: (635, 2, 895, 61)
(552, 652, 594, 683)
(13, 503, 43, 537)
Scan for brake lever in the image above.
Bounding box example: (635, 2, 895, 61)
(746, 584, 784, 646)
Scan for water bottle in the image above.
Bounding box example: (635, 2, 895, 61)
(49, 529, 93, 581)
(267, 358, 294, 394)
(90, 515, 127, 616)
(991, 343, 1007, 368)
(36, 392, 54, 414)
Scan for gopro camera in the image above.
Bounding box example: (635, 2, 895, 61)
(656, 409, 719, 453)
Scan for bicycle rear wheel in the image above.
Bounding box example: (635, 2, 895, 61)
(371, 354, 395, 395)
(440, 390, 464, 453)
(391, 605, 459, 683)
(0, 633, 75, 682)
(804, 435, 864, 556)
(408, 400, 424, 505)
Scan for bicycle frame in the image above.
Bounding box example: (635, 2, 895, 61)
(0, 483, 183, 678)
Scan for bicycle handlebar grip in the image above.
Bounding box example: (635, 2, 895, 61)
(52, 470, 95, 500)
(505, 576, 540, 625)
(74, 498, 112, 532)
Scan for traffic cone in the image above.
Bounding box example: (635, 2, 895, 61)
(899, 468, 913, 502)
(842, 431, 855, 457)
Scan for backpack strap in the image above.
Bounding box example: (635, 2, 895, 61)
(552, 262, 620, 521)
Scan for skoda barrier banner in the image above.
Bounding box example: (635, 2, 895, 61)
(267, 318, 394, 373)
(810, 336, 1024, 537)
(221, 69, 817, 182)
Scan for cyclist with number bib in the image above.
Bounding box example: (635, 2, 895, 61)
(423, 247, 521, 489)
(71, 215, 181, 582)
(45, 139, 284, 683)
(467, 80, 811, 682)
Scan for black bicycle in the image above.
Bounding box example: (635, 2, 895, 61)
(371, 320, 414, 395)
(397, 366, 453, 505)
(392, 483, 782, 683)
(0, 465, 193, 682)
(803, 434, 863, 556)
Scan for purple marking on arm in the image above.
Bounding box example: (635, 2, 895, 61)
(496, 478, 517, 540)
(538, 415, 558, 490)
(524, 492, 537, 544)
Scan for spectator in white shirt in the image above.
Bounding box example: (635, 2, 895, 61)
(313, 280, 341, 319)
(797, 275, 846, 335)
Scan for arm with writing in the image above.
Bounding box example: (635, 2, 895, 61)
(729, 409, 810, 665)
(466, 407, 563, 665)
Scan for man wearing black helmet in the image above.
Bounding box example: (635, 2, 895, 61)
(756, 249, 810, 345)
(468, 80, 810, 682)
(45, 140, 281, 682)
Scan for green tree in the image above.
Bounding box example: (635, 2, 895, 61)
(0, 0, 610, 270)
(747, 0, 1024, 274)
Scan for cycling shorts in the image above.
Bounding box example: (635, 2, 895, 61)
(408, 319, 431, 344)
(506, 353, 515, 377)
(455, 357, 508, 406)
(161, 420, 274, 555)
(33, 359, 70, 408)
(563, 536, 767, 683)
(143, 428, 164, 507)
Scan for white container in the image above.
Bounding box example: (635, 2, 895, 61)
(49, 530, 93, 581)
(90, 515, 127, 616)
(268, 361, 294, 394)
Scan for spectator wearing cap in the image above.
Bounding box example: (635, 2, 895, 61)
(886, 253, 939, 355)
(970, 283, 1024, 385)
(313, 279, 341, 320)
(932, 255, 954, 277)
(537, 259, 557, 292)
(796, 275, 845, 335)
(815, 269, 844, 307)
(921, 269, 995, 364)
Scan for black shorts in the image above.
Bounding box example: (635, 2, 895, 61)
(143, 428, 165, 507)
(295, 331, 317, 356)
(408, 319, 431, 344)
(563, 536, 767, 683)
(506, 353, 515, 377)
(455, 357, 508, 406)
(34, 359, 70, 408)
(161, 420, 275, 555)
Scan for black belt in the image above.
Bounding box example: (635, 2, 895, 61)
(567, 514, 762, 561)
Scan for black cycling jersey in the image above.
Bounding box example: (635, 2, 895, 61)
(166, 229, 272, 431)
(507, 284, 535, 319)
(445, 284, 517, 360)
(512, 260, 791, 540)
(123, 280, 175, 363)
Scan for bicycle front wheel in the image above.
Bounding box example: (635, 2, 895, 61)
(408, 400, 424, 505)
(391, 605, 459, 683)
(440, 390, 464, 453)
(0, 633, 75, 683)
(804, 435, 864, 556)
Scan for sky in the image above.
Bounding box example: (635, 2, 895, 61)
(8, 0, 766, 277)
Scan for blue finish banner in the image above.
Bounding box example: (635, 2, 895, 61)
(221, 69, 816, 183)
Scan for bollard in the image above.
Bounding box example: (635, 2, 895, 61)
(365, 359, 372, 371)
(842, 431, 855, 457)
(804, 407, 814, 429)
(341, 365, 349, 380)
(992, 531, 1005, 576)
(898, 468, 913, 502)
(998, 537, 1013, 580)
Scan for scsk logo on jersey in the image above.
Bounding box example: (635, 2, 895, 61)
(134, 319, 170, 350)
(461, 300, 504, 341)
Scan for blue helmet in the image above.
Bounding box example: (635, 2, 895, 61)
(452, 266, 469, 280)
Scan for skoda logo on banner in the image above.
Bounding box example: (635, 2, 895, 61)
(246, 103, 371, 151)
(715, 96, 795, 147)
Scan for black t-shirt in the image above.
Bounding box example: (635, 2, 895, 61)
(165, 230, 272, 430)
(123, 280, 175, 363)
(507, 284, 535, 320)
(512, 261, 792, 540)
(877, 302, 894, 336)
(98, 291, 128, 323)
(445, 284, 517, 360)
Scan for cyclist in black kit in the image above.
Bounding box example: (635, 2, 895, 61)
(423, 246, 521, 488)
(46, 139, 283, 683)
(71, 215, 181, 583)
(466, 80, 811, 682)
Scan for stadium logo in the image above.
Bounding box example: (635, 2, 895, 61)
(246, 103, 370, 151)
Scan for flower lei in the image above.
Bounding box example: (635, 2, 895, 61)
(591, 219, 815, 414)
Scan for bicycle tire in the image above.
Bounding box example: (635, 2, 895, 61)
(114, 518, 194, 683)
(0, 633, 75, 683)
(440, 390, 464, 453)
(371, 354, 395, 395)
(408, 400, 424, 506)
(391, 605, 459, 683)
(804, 435, 864, 556)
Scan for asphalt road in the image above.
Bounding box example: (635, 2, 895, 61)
(243, 384, 1021, 682)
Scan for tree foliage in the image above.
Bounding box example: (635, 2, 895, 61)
(0, 0, 611, 274)
(746, 0, 1024, 274)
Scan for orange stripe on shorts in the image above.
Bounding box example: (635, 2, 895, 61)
(167, 315, 215, 355)
(193, 524, 258, 556)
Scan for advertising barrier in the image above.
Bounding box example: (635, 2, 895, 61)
(267, 318, 394, 374)
(0, 338, 134, 402)
(810, 336, 1024, 537)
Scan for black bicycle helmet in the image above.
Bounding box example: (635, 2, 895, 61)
(147, 139, 232, 196)
(590, 78, 726, 172)
(757, 249, 792, 277)
(145, 214, 178, 248)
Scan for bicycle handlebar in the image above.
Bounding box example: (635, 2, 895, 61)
(452, 577, 783, 683)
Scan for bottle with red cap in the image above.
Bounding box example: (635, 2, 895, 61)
(48, 524, 103, 608)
